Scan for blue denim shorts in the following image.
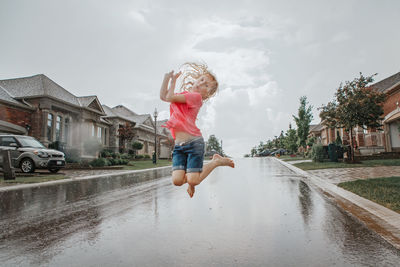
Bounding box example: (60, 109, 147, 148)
(172, 137, 205, 173)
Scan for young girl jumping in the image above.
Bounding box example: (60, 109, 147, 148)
(160, 63, 235, 198)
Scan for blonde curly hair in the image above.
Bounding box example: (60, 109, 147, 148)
(179, 62, 219, 100)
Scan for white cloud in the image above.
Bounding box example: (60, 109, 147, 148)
(1, 0, 400, 157)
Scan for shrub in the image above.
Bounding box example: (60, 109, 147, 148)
(107, 158, 129, 165)
(144, 154, 151, 159)
(311, 144, 325, 162)
(49, 141, 66, 151)
(112, 152, 121, 159)
(100, 149, 113, 158)
(120, 159, 129, 165)
(65, 148, 80, 163)
(135, 154, 144, 159)
(89, 158, 109, 167)
(120, 153, 130, 160)
(131, 141, 144, 150)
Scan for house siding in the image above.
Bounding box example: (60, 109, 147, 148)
(0, 104, 32, 133)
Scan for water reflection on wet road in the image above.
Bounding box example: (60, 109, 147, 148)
(1, 158, 400, 266)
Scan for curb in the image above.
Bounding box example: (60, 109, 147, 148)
(274, 157, 400, 250)
(0, 166, 172, 192)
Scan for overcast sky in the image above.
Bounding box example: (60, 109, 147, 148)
(1, 0, 399, 157)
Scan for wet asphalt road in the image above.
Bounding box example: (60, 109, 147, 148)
(1, 158, 400, 266)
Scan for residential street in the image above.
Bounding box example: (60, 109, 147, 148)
(1, 158, 400, 266)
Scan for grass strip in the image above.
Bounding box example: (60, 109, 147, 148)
(123, 159, 172, 170)
(0, 175, 67, 185)
(293, 159, 400, 170)
(338, 176, 400, 213)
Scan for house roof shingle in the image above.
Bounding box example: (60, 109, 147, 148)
(0, 74, 81, 106)
(309, 124, 324, 132)
(77, 96, 97, 107)
(0, 74, 105, 115)
(370, 72, 400, 93)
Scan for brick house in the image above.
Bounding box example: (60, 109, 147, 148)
(102, 105, 173, 158)
(310, 72, 400, 155)
(0, 74, 110, 158)
(0, 86, 35, 135)
(371, 72, 400, 152)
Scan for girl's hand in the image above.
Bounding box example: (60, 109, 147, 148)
(164, 71, 174, 80)
(171, 71, 182, 82)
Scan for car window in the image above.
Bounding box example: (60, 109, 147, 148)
(0, 137, 17, 146)
(16, 137, 45, 148)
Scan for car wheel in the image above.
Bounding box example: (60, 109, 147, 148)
(49, 168, 60, 173)
(20, 158, 35, 173)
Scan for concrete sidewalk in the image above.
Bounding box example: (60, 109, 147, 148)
(275, 157, 400, 250)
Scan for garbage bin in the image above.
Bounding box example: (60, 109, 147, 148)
(328, 143, 338, 162)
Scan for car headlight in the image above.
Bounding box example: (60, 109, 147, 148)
(33, 150, 49, 158)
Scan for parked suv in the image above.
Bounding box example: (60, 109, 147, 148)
(0, 135, 66, 173)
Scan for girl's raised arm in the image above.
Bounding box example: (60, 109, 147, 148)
(164, 71, 186, 103)
(160, 71, 172, 101)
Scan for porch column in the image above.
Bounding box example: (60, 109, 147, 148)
(384, 123, 392, 152)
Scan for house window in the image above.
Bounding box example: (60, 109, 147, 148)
(103, 128, 107, 145)
(56, 116, 62, 141)
(97, 127, 102, 139)
(64, 118, 69, 143)
(92, 124, 95, 137)
(363, 125, 368, 134)
(47, 113, 53, 141)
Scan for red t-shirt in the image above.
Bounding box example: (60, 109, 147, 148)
(162, 91, 203, 139)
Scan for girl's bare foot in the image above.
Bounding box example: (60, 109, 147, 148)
(187, 184, 195, 198)
(212, 154, 235, 168)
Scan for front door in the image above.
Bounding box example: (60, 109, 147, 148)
(389, 122, 400, 149)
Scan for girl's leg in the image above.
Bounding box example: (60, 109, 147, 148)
(172, 170, 187, 186)
(186, 154, 234, 197)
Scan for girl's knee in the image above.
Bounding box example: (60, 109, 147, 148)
(172, 171, 186, 186)
(173, 177, 185, 186)
(186, 173, 200, 186)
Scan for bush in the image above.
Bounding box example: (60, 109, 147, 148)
(112, 152, 121, 159)
(108, 158, 129, 165)
(120, 153, 130, 160)
(100, 149, 113, 158)
(89, 158, 109, 167)
(131, 141, 144, 150)
(65, 148, 80, 163)
(49, 141, 66, 151)
(144, 154, 151, 159)
(120, 159, 129, 165)
(311, 144, 325, 162)
(135, 154, 144, 159)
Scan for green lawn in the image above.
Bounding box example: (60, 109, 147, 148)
(0, 175, 67, 185)
(338, 177, 400, 213)
(122, 159, 171, 170)
(280, 155, 309, 162)
(293, 159, 400, 170)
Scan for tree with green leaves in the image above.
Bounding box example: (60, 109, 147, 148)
(319, 73, 385, 162)
(257, 141, 265, 154)
(131, 141, 143, 157)
(284, 124, 298, 154)
(207, 135, 223, 155)
(293, 96, 313, 149)
(251, 147, 257, 157)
